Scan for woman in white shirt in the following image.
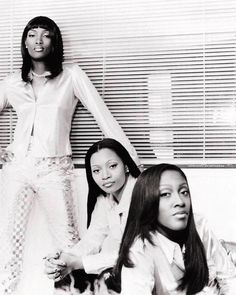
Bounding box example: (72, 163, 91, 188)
(0, 16, 139, 295)
(44, 138, 140, 293)
(114, 163, 236, 295)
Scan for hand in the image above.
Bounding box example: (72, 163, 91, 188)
(44, 250, 83, 282)
(0, 148, 14, 163)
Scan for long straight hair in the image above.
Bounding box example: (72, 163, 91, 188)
(115, 163, 209, 295)
(85, 138, 140, 227)
(21, 16, 64, 82)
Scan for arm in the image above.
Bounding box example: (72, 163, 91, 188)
(82, 250, 118, 275)
(45, 196, 110, 279)
(0, 80, 9, 113)
(121, 239, 155, 295)
(0, 79, 14, 162)
(71, 64, 140, 166)
(198, 216, 236, 294)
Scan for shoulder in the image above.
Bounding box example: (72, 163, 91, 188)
(3, 70, 22, 84)
(193, 213, 213, 238)
(94, 194, 113, 210)
(63, 62, 84, 75)
(194, 213, 209, 229)
(131, 235, 154, 256)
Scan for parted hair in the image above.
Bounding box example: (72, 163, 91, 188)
(85, 138, 140, 227)
(21, 16, 64, 82)
(114, 163, 209, 295)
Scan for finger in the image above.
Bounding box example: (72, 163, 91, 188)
(47, 271, 60, 280)
(44, 257, 66, 267)
(45, 250, 61, 260)
(54, 273, 65, 282)
(44, 266, 61, 275)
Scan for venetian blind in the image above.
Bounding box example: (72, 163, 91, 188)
(0, 0, 236, 166)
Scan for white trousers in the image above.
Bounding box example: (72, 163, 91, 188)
(0, 154, 80, 295)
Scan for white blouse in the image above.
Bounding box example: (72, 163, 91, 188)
(0, 63, 138, 163)
(121, 214, 236, 295)
(70, 175, 137, 274)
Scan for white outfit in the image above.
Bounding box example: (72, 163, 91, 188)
(0, 64, 138, 295)
(121, 214, 236, 295)
(70, 175, 137, 275)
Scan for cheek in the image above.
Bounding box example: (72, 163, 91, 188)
(157, 202, 170, 225)
(92, 175, 102, 187)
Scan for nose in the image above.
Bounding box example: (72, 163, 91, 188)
(36, 35, 43, 44)
(173, 192, 185, 207)
(102, 168, 110, 180)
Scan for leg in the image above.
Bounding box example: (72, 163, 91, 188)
(1, 186, 35, 294)
(37, 158, 80, 250)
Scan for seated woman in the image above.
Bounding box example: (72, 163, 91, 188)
(44, 138, 140, 293)
(114, 163, 236, 294)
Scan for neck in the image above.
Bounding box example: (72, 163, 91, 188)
(32, 61, 47, 75)
(157, 223, 187, 247)
(112, 174, 129, 203)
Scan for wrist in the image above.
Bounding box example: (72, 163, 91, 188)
(70, 255, 84, 271)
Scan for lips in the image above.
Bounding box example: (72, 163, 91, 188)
(173, 211, 188, 217)
(103, 182, 114, 188)
(34, 47, 44, 52)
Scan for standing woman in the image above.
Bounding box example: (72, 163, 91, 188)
(0, 16, 139, 295)
(115, 164, 236, 294)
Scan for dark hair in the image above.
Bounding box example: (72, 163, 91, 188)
(21, 16, 64, 82)
(85, 138, 140, 227)
(115, 163, 209, 295)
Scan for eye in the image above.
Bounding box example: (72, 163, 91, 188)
(92, 168, 100, 174)
(160, 192, 171, 198)
(109, 163, 118, 169)
(43, 32, 51, 38)
(28, 33, 35, 37)
(180, 188, 190, 197)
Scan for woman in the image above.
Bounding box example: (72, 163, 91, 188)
(0, 16, 139, 295)
(115, 164, 236, 294)
(44, 138, 140, 293)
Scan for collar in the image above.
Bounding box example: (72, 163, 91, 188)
(107, 175, 136, 214)
(28, 69, 51, 81)
(155, 232, 185, 270)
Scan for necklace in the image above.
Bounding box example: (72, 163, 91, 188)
(31, 70, 50, 78)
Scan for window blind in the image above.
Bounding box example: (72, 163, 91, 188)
(0, 0, 236, 166)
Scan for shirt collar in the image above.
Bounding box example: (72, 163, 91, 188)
(155, 232, 185, 271)
(107, 175, 136, 214)
(28, 69, 51, 82)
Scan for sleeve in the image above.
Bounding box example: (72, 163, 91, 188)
(83, 250, 117, 275)
(198, 216, 236, 294)
(70, 64, 140, 166)
(121, 240, 155, 295)
(70, 197, 109, 258)
(0, 80, 9, 112)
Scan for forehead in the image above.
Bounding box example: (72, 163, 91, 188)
(160, 170, 186, 186)
(90, 148, 121, 165)
(28, 27, 50, 32)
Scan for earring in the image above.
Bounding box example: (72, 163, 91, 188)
(125, 166, 129, 173)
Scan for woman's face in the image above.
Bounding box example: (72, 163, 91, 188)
(157, 170, 191, 234)
(25, 27, 52, 61)
(90, 148, 127, 199)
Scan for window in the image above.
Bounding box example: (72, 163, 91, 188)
(0, 0, 236, 166)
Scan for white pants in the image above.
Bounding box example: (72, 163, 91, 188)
(0, 153, 80, 295)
